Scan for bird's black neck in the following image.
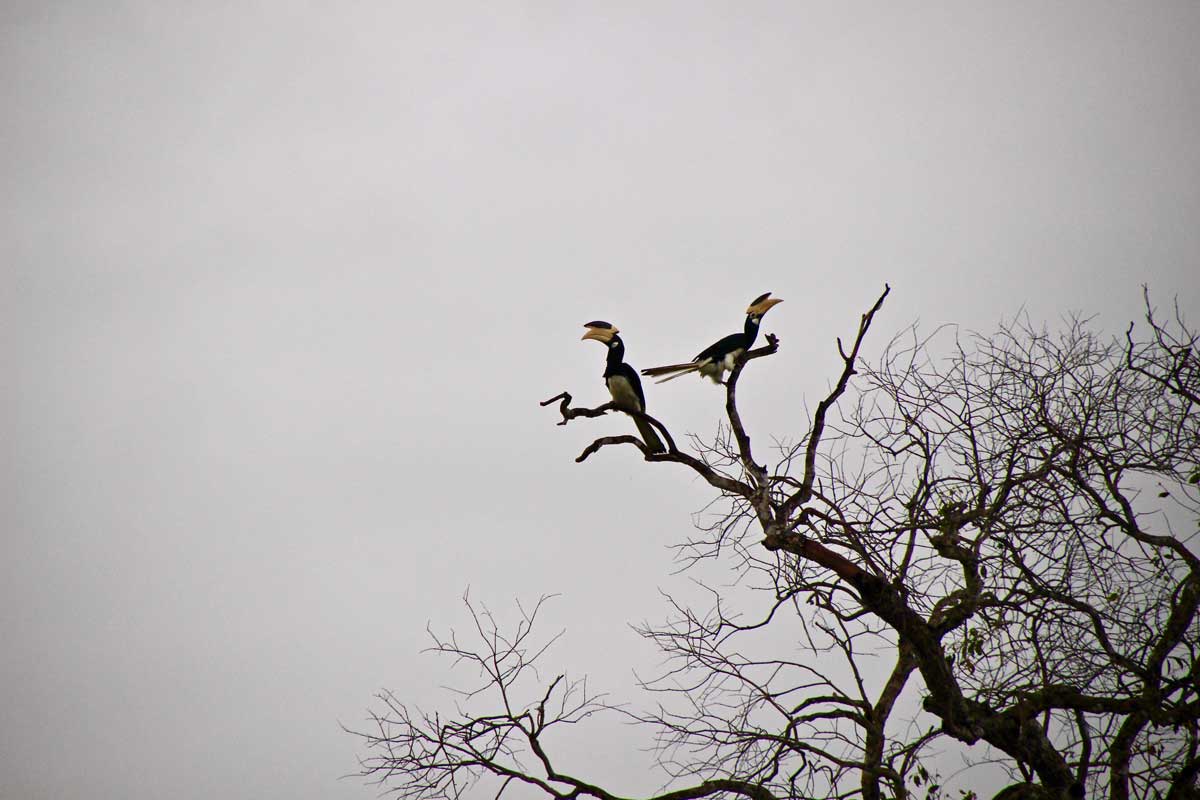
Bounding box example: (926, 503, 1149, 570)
(742, 314, 761, 348)
(605, 337, 626, 374)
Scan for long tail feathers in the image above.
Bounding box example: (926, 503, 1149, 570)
(654, 366, 700, 383)
(641, 362, 701, 383)
(634, 417, 666, 454)
(641, 362, 698, 377)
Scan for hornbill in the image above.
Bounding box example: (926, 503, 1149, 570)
(581, 321, 666, 453)
(641, 292, 784, 384)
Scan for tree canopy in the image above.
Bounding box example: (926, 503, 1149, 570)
(351, 287, 1200, 800)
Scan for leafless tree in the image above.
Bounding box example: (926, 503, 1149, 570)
(350, 286, 1200, 800)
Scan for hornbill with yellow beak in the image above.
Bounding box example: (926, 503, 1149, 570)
(581, 321, 666, 453)
(641, 292, 784, 384)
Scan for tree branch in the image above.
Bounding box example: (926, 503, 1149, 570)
(781, 285, 890, 522)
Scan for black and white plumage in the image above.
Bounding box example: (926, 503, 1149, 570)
(581, 321, 666, 453)
(641, 292, 784, 384)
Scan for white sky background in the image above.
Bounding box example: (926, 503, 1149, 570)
(3, 2, 1199, 798)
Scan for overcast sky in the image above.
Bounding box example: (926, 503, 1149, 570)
(3, 3, 1199, 799)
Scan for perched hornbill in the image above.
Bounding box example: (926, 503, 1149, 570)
(581, 321, 666, 453)
(641, 292, 784, 384)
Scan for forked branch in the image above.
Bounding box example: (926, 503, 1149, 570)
(540, 393, 678, 453)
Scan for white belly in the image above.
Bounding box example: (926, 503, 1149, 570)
(606, 376, 642, 411)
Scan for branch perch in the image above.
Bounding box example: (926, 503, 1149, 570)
(539, 393, 617, 426)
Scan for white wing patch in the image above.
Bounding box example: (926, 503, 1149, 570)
(696, 349, 744, 383)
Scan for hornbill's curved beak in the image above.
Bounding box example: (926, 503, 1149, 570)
(581, 321, 619, 342)
(746, 294, 784, 315)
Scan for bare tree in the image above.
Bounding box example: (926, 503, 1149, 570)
(350, 286, 1200, 800)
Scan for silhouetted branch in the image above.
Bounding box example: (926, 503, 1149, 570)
(722, 335, 780, 490)
(1124, 286, 1200, 406)
(542, 391, 753, 497)
(540, 393, 678, 453)
(539, 392, 617, 425)
(781, 285, 889, 521)
(576, 434, 646, 462)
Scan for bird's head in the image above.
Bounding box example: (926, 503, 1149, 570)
(581, 320, 621, 348)
(746, 292, 784, 320)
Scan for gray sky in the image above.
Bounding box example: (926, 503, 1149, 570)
(3, 2, 1198, 798)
